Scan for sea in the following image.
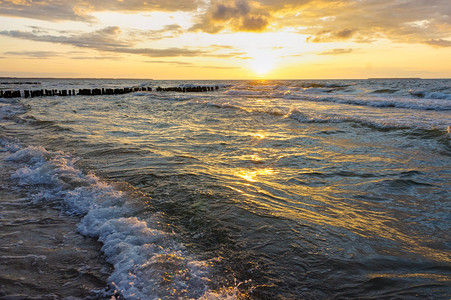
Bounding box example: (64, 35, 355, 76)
(0, 78, 450, 299)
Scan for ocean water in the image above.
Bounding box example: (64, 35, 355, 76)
(0, 78, 450, 299)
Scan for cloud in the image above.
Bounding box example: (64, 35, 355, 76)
(145, 60, 194, 65)
(70, 56, 123, 60)
(0, 27, 206, 58)
(240, 15, 269, 31)
(1, 0, 450, 48)
(118, 47, 205, 57)
(144, 60, 239, 69)
(307, 28, 357, 43)
(197, 65, 240, 69)
(0, 0, 90, 21)
(146, 24, 183, 38)
(191, 0, 270, 33)
(423, 39, 451, 48)
(4, 50, 61, 58)
(190, 0, 451, 44)
(0, 0, 199, 21)
(294, 0, 451, 44)
(318, 48, 353, 55)
(0, 26, 127, 49)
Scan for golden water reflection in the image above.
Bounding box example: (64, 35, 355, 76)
(236, 168, 275, 182)
(227, 161, 450, 263)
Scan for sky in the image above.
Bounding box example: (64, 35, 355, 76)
(0, 0, 450, 79)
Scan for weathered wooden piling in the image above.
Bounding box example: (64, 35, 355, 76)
(2, 90, 21, 98)
(1, 85, 220, 99)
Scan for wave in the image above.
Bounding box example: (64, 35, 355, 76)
(286, 109, 451, 137)
(198, 100, 286, 117)
(225, 89, 267, 97)
(286, 108, 400, 130)
(283, 93, 451, 111)
(225, 83, 350, 97)
(286, 109, 344, 124)
(0, 103, 26, 120)
(1, 137, 230, 299)
(223, 85, 450, 111)
(371, 89, 399, 94)
(409, 90, 451, 100)
(296, 82, 351, 89)
(192, 100, 451, 136)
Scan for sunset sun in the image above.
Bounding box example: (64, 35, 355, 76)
(248, 51, 276, 76)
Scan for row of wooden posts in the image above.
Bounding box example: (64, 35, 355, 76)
(0, 85, 220, 99)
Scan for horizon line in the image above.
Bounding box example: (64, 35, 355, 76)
(3, 76, 451, 81)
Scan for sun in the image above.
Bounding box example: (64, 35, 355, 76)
(248, 51, 276, 76)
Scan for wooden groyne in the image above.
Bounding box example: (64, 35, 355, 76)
(0, 81, 41, 85)
(0, 85, 220, 99)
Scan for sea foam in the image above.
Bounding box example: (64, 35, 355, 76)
(1, 138, 219, 299)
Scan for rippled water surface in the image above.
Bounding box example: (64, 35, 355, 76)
(1, 79, 450, 299)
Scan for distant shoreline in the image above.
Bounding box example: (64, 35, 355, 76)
(0, 77, 154, 81)
(2, 77, 451, 81)
(367, 78, 422, 80)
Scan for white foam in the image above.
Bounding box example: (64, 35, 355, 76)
(425, 91, 451, 100)
(286, 108, 415, 130)
(410, 90, 451, 100)
(2, 140, 221, 299)
(0, 102, 25, 121)
(287, 108, 345, 124)
(283, 92, 451, 111)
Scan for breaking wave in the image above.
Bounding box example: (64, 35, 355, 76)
(1, 137, 233, 299)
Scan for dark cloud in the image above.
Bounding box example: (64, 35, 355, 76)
(336, 29, 355, 39)
(240, 15, 268, 31)
(318, 48, 353, 55)
(423, 39, 451, 48)
(191, 0, 270, 33)
(212, 1, 250, 20)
